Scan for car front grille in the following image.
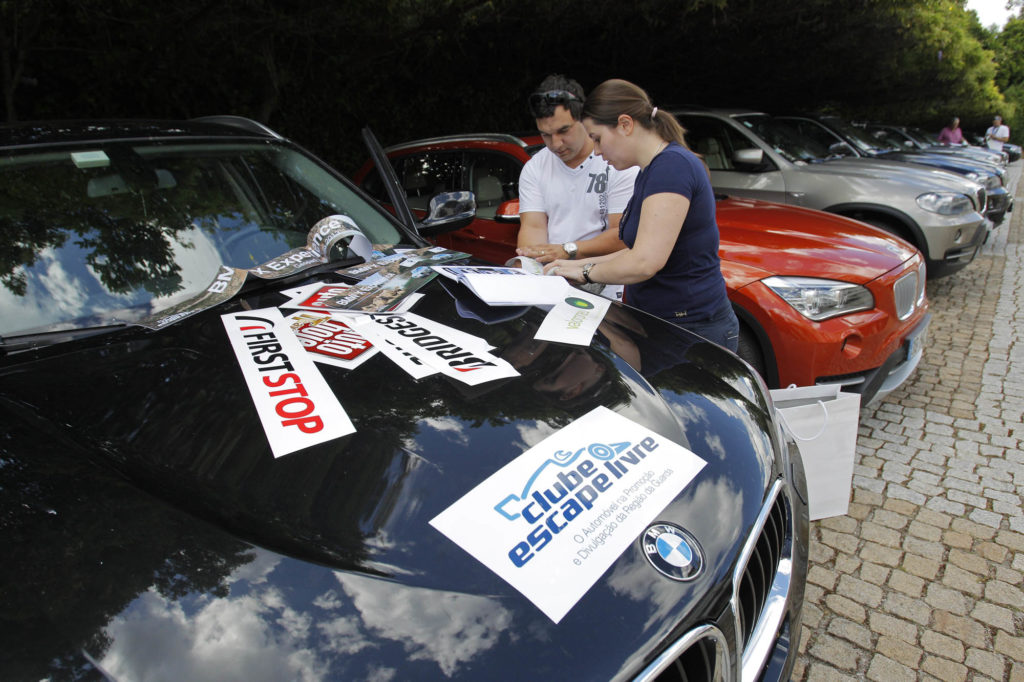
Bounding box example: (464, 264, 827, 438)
(734, 483, 794, 682)
(635, 481, 796, 682)
(976, 187, 987, 212)
(735, 490, 787, 649)
(638, 625, 730, 682)
(893, 269, 920, 320)
(987, 192, 1009, 212)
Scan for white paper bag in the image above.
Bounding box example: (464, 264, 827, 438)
(770, 384, 861, 520)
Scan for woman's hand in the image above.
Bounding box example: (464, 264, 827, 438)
(543, 258, 586, 283)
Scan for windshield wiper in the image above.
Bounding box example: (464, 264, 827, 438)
(0, 323, 131, 355)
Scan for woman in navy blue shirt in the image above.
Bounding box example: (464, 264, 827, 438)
(544, 78, 738, 351)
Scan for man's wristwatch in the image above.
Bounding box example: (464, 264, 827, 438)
(563, 242, 578, 259)
(582, 263, 595, 284)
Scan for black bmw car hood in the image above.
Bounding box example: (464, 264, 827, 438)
(1, 271, 785, 680)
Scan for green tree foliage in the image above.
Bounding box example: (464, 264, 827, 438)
(989, 9, 1024, 141)
(0, 0, 1015, 164)
(657, 0, 1004, 129)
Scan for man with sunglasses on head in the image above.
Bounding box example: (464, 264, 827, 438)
(515, 74, 638, 300)
(985, 114, 1011, 152)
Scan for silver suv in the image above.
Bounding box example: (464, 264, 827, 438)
(674, 109, 989, 278)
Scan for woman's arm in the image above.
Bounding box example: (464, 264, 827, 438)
(544, 192, 689, 284)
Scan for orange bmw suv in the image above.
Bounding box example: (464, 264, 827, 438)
(354, 133, 930, 406)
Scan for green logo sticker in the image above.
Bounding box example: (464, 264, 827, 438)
(564, 297, 594, 310)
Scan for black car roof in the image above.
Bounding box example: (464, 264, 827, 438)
(0, 116, 280, 150)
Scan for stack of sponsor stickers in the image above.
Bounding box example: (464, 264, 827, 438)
(217, 240, 617, 457)
(276, 281, 518, 385)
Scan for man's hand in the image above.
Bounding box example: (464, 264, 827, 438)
(516, 242, 568, 264)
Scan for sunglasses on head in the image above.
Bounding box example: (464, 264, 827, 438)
(529, 90, 583, 109)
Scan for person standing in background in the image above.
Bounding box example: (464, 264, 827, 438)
(937, 116, 964, 145)
(985, 115, 1011, 151)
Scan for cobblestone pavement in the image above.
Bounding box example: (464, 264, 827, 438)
(791, 162, 1024, 682)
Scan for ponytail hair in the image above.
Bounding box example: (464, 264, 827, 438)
(582, 79, 689, 149)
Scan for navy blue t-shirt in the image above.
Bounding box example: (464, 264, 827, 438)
(619, 142, 728, 321)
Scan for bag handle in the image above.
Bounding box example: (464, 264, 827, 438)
(776, 400, 830, 442)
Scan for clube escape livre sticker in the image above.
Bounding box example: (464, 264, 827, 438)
(430, 406, 707, 623)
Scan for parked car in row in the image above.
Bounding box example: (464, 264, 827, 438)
(778, 114, 1011, 225)
(0, 117, 809, 681)
(671, 108, 989, 278)
(966, 134, 1024, 163)
(355, 132, 930, 405)
(866, 122, 1014, 165)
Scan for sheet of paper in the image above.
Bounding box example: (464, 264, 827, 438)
(534, 290, 611, 346)
(460, 272, 570, 306)
(430, 406, 707, 623)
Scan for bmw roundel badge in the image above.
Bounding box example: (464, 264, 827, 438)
(641, 523, 704, 581)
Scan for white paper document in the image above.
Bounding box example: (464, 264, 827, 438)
(534, 290, 611, 346)
(461, 272, 570, 306)
(433, 265, 571, 306)
(430, 406, 707, 623)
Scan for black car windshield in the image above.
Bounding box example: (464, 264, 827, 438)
(734, 114, 830, 163)
(868, 127, 914, 150)
(824, 118, 899, 154)
(0, 141, 402, 338)
(906, 128, 940, 145)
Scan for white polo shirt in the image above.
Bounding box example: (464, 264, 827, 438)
(518, 147, 638, 245)
(987, 124, 1010, 151)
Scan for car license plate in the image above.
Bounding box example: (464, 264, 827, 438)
(906, 322, 928, 361)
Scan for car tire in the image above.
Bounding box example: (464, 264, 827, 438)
(736, 322, 767, 381)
